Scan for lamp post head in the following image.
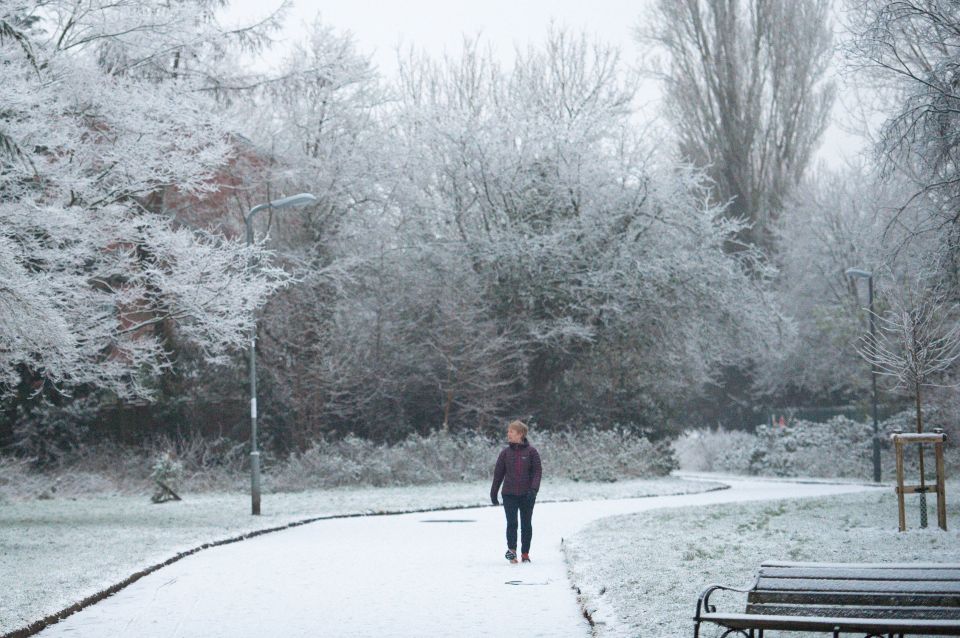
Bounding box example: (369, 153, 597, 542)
(267, 193, 318, 209)
(248, 193, 318, 220)
(845, 268, 872, 279)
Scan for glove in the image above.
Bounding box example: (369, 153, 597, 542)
(491, 495, 499, 506)
(527, 490, 538, 505)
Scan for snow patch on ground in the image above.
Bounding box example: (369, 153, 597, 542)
(564, 483, 960, 637)
(1, 476, 715, 635)
(24, 479, 865, 637)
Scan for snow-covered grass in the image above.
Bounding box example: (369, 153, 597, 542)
(564, 483, 960, 637)
(0, 476, 716, 636)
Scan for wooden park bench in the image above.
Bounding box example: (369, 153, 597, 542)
(694, 561, 960, 637)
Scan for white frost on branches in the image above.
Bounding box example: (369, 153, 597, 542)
(858, 284, 960, 391)
(856, 279, 960, 433)
(0, 1, 292, 399)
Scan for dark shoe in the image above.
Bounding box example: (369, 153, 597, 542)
(505, 549, 518, 563)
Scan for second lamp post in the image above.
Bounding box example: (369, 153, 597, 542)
(846, 267, 881, 483)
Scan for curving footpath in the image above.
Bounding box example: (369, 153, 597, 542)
(35, 478, 876, 637)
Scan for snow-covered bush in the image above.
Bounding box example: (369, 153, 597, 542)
(10, 397, 99, 469)
(149, 435, 248, 492)
(535, 429, 677, 482)
(268, 432, 493, 490)
(676, 413, 957, 479)
(267, 428, 674, 491)
(149, 451, 184, 502)
(0, 443, 140, 500)
(0, 456, 40, 502)
(0, 427, 677, 498)
(673, 427, 756, 474)
(749, 417, 876, 477)
(750, 413, 959, 479)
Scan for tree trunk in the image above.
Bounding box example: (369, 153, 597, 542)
(916, 382, 926, 486)
(916, 381, 928, 527)
(441, 380, 453, 434)
(915, 381, 923, 433)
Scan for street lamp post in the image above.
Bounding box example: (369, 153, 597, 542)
(245, 193, 317, 515)
(846, 267, 881, 483)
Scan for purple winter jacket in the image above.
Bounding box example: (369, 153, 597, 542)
(490, 439, 542, 502)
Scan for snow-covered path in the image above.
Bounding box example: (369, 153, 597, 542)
(36, 478, 875, 637)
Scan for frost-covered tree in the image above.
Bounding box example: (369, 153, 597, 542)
(237, 16, 383, 252)
(641, 0, 835, 251)
(845, 0, 960, 293)
(855, 276, 960, 523)
(858, 280, 960, 434)
(756, 154, 954, 408)
(759, 164, 893, 400)
(0, 1, 291, 407)
(308, 238, 522, 439)
(53, 0, 288, 92)
(388, 30, 781, 429)
(223, 19, 395, 443)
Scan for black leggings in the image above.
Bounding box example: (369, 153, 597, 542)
(502, 493, 535, 554)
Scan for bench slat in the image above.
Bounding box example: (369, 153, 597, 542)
(748, 590, 960, 607)
(745, 603, 960, 620)
(762, 561, 960, 570)
(697, 562, 960, 635)
(700, 612, 960, 635)
(756, 576, 960, 593)
(761, 566, 960, 581)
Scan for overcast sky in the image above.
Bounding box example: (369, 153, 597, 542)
(223, 0, 866, 167)
(225, 0, 649, 74)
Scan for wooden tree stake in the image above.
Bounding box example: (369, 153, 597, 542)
(892, 430, 947, 531)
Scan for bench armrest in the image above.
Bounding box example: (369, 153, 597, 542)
(695, 583, 756, 620)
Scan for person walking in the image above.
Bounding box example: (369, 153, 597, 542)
(490, 420, 542, 564)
